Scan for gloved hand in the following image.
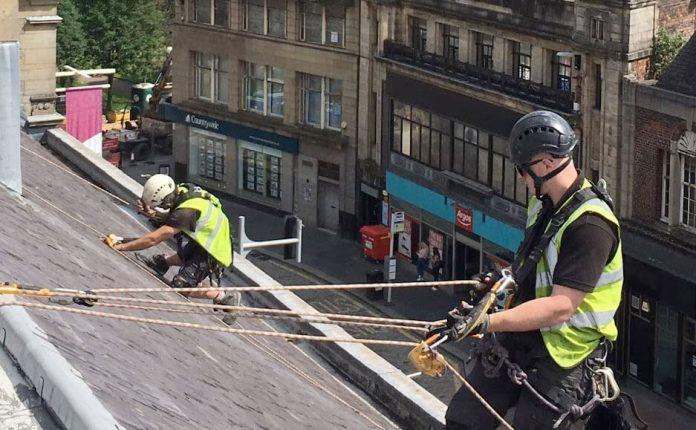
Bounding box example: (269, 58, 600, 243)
(103, 234, 124, 249)
(425, 300, 488, 340)
(135, 198, 158, 218)
(468, 271, 501, 304)
(449, 300, 491, 340)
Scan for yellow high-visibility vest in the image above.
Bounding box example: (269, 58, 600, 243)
(175, 186, 232, 268)
(523, 179, 623, 368)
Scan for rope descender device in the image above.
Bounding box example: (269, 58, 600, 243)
(408, 333, 449, 378)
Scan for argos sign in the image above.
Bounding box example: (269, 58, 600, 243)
(455, 205, 473, 232)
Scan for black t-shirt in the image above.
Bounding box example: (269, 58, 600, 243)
(164, 208, 199, 231)
(516, 173, 619, 301)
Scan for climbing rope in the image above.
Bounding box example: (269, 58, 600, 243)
(443, 360, 515, 430)
(21, 146, 133, 206)
(7, 302, 418, 348)
(69, 301, 430, 333)
(85, 279, 478, 295)
(3, 285, 437, 328)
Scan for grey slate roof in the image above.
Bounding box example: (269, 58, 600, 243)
(0, 135, 393, 430)
(656, 33, 696, 97)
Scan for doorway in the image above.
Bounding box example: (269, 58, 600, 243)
(318, 180, 340, 231)
(628, 292, 655, 387)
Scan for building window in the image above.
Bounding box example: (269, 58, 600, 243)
(594, 64, 602, 110)
(591, 17, 604, 41)
(242, 0, 286, 37)
(391, 100, 451, 171)
(299, 2, 344, 46)
(553, 52, 572, 92)
(243, 63, 284, 117)
(191, 131, 226, 182)
(194, 52, 228, 104)
(241, 145, 281, 199)
(411, 17, 427, 52)
(681, 155, 696, 228)
(300, 74, 341, 130)
(512, 41, 532, 80)
(475, 32, 494, 70)
(662, 151, 670, 221)
(390, 100, 526, 205)
(194, 0, 230, 27)
(442, 24, 459, 61)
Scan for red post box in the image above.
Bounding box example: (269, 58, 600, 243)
(359, 224, 391, 261)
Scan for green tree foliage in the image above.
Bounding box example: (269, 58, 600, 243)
(56, 0, 88, 69)
(57, 0, 168, 82)
(651, 29, 687, 79)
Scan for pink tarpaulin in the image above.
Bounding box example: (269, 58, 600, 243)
(66, 86, 103, 154)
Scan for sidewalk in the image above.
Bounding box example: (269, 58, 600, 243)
(221, 196, 696, 429)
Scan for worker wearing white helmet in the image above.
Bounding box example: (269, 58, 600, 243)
(107, 174, 240, 324)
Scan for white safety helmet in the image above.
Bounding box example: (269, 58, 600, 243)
(142, 174, 176, 208)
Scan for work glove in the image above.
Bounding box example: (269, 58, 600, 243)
(449, 300, 491, 341)
(468, 271, 501, 304)
(103, 234, 124, 249)
(425, 300, 490, 341)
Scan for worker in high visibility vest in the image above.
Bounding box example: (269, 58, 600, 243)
(439, 111, 622, 429)
(108, 174, 240, 324)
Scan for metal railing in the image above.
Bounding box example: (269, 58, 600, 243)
(382, 40, 574, 113)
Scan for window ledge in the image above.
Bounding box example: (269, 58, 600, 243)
(25, 15, 63, 25)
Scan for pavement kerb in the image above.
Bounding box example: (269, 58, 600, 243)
(41, 128, 448, 429)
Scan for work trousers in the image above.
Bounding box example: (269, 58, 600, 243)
(445, 334, 595, 430)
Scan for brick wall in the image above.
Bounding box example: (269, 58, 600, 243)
(631, 58, 651, 80)
(658, 0, 696, 37)
(632, 107, 686, 223)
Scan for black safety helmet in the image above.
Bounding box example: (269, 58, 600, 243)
(508, 110, 577, 165)
(509, 111, 577, 199)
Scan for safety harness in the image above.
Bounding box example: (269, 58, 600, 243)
(510, 179, 615, 286)
(480, 181, 645, 428)
(173, 183, 226, 287)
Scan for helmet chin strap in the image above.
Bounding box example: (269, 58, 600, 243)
(524, 157, 572, 199)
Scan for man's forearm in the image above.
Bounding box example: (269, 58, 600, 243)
(488, 296, 574, 333)
(117, 236, 158, 251)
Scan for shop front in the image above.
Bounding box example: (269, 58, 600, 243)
(617, 231, 696, 413)
(161, 102, 298, 214)
(386, 171, 523, 291)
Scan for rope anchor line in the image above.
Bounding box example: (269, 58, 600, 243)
(17, 156, 507, 429)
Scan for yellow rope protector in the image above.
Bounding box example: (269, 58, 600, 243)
(408, 334, 448, 378)
(0, 283, 53, 297)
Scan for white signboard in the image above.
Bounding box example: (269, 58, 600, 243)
(381, 201, 389, 226)
(384, 257, 397, 281)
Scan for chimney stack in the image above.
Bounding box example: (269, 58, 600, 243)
(0, 41, 21, 194)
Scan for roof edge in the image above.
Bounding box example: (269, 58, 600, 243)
(0, 297, 123, 430)
(40, 126, 448, 427)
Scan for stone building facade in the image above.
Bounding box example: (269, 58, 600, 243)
(0, 0, 62, 128)
(362, 0, 694, 284)
(620, 33, 696, 412)
(166, 0, 367, 237)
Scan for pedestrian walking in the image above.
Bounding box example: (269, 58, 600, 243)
(430, 247, 443, 290)
(416, 242, 429, 281)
